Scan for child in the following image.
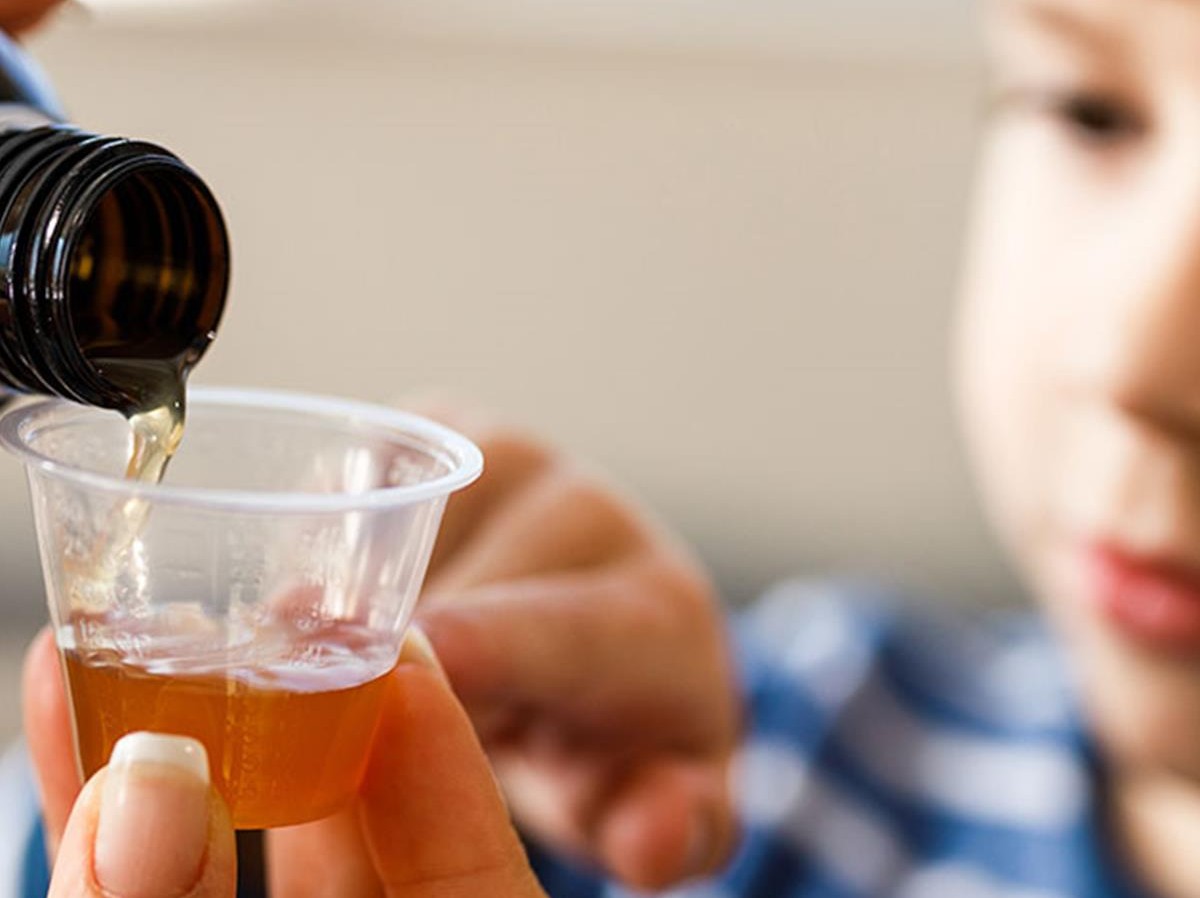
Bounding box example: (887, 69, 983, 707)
(20, 0, 1200, 894)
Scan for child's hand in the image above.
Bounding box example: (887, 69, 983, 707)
(28, 628, 548, 898)
(411, 403, 742, 889)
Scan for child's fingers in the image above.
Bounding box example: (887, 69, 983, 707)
(596, 758, 739, 890)
(48, 733, 236, 898)
(23, 626, 81, 860)
(357, 628, 546, 898)
(417, 565, 738, 890)
(491, 750, 737, 891)
(419, 559, 735, 754)
(424, 463, 645, 596)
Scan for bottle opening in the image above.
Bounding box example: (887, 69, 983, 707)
(67, 162, 229, 384)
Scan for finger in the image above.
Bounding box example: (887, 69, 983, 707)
(596, 758, 739, 890)
(357, 628, 545, 898)
(490, 749, 737, 890)
(267, 807, 382, 898)
(485, 744, 614, 864)
(49, 732, 235, 898)
(390, 397, 555, 581)
(23, 627, 80, 858)
(419, 544, 739, 890)
(419, 559, 737, 753)
(426, 467, 645, 594)
(427, 431, 556, 581)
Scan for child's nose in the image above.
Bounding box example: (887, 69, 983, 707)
(1079, 194, 1200, 440)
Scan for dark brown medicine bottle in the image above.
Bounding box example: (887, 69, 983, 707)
(0, 34, 229, 414)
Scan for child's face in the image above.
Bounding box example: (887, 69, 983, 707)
(959, 0, 1200, 775)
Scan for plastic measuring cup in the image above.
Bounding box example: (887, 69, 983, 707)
(0, 387, 482, 828)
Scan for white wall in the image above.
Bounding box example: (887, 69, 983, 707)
(0, 2, 1021, 632)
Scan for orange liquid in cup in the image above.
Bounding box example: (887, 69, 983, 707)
(59, 621, 395, 829)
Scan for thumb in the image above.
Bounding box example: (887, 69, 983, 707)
(358, 628, 546, 898)
(24, 626, 80, 860)
(49, 733, 236, 898)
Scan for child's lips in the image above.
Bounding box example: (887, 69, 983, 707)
(1082, 544, 1200, 652)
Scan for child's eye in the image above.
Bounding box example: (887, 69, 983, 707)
(1048, 91, 1146, 147)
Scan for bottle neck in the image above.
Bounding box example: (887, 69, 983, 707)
(0, 124, 229, 411)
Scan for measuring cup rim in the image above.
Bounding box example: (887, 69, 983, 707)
(0, 386, 484, 513)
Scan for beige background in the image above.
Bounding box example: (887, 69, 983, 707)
(0, 1, 1014, 734)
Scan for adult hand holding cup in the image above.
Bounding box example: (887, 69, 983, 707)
(28, 626, 548, 898)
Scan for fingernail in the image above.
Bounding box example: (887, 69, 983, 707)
(399, 624, 447, 680)
(95, 733, 210, 898)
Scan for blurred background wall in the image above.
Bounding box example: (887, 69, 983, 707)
(0, 0, 1015, 731)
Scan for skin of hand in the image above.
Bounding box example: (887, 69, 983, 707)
(410, 404, 743, 889)
(0, 0, 60, 34)
(32, 628, 549, 898)
(24, 408, 742, 894)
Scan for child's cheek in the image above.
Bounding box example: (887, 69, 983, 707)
(954, 129, 1074, 575)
